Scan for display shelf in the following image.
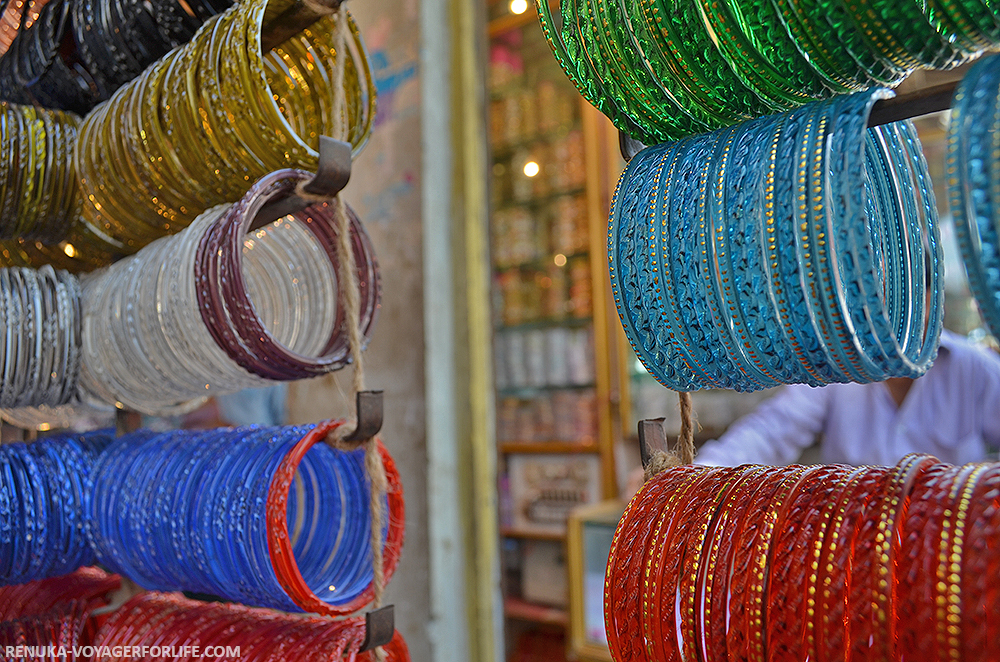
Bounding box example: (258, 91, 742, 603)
(496, 383, 596, 397)
(494, 315, 592, 332)
(488, 4, 624, 655)
(504, 596, 570, 627)
(500, 441, 600, 454)
(500, 527, 566, 541)
(493, 252, 589, 276)
(489, 129, 579, 156)
(492, 187, 587, 212)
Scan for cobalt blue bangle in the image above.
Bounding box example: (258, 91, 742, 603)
(0, 429, 113, 586)
(947, 52, 1000, 337)
(87, 420, 405, 616)
(609, 88, 942, 391)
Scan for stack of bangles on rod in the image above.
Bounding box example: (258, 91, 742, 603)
(91, 593, 410, 662)
(607, 455, 1000, 662)
(87, 420, 404, 615)
(0, 567, 121, 617)
(0, 567, 120, 661)
(948, 52, 1000, 338)
(0, 0, 375, 271)
(0, 103, 81, 244)
(78, 169, 379, 416)
(0, 570, 413, 660)
(0, 431, 113, 586)
(0, 265, 82, 411)
(536, 0, 1000, 144)
(69, 0, 374, 255)
(608, 88, 941, 392)
(0, 0, 233, 97)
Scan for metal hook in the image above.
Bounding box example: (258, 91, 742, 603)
(260, 0, 347, 52)
(250, 136, 353, 230)
(638, 417, 669, 469)
(619, 130, 647, 162)
(115, 407, 142, 437)
(342, 389, 384, 444)
(359, 604, 395, 652)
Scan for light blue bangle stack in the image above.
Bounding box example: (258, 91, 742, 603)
(609, 88, 944, 392)
(948, 53, 1000, 338)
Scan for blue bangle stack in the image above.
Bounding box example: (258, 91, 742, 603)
(609, 88, 943, 391)
(0, 429, 114, 585)
(947, 52, 1000, 338)
(87, 423, 402, 615)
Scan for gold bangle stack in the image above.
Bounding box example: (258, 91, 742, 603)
(0, 102, 80, 243)
(73, 0, 376, 254)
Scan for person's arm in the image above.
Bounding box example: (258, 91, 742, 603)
(695, 384, 830, 466)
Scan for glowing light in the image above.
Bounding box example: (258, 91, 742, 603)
(523, 161, 540, 177)
(510, 0, 528, 13)
(62, 243, 77, 258)
(554, 253, 567, 267)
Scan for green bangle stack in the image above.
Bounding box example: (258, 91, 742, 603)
(536, 0, 994, 142)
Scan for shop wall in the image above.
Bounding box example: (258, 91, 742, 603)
(286, 1, 430, 658)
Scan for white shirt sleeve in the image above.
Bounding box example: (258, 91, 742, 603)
(972, 346, 1000, 451)
(695, 384, 831, 466)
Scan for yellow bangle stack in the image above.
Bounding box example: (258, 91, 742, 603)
(0, 103, 80, 243)
(71, 0, 375, 254)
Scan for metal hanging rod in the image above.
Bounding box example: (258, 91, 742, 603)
(619, 80, 960, 161)
(260, 0, 346, 52)
(260, 0, 343, 51)
(866, 80, 957, 127)
(250, 135, 353, 229)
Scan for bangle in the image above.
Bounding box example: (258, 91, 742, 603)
(695, 0, 830, 107)
(766, 466, 851, 662)
(935, 464, 987, 662)
(726, 466, 807, 660)
(639, 469, 707, 662)
(698, 466, 770, 661)
(895, 462, 953, 660)
(959, 464, 1000, 662)
(605, 466, 704, 662)
(849, 454, 936, 661)
(813, 466, 889, 662)
(668, 467, 748, 662)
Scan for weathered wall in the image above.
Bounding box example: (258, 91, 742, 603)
(286, 3, 430, 658)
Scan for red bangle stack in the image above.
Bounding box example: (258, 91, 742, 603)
(0, 567, 120, 620)
(606, 455, 1000, 662)
(92, 592, 412, 661)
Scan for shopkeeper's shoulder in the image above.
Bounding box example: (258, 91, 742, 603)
(936, 329, 1000, 380)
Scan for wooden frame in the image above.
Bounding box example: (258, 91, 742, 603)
(566, 499, 625, 662)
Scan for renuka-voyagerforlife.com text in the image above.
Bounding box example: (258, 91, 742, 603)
(4, 645, 242, 658)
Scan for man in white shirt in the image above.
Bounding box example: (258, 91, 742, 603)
(695, 330, 1000, 467)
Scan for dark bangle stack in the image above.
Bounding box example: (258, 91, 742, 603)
(0, 0, 103, 115)
(0, 0, 232, 115)
(0, 0, 53, 56)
